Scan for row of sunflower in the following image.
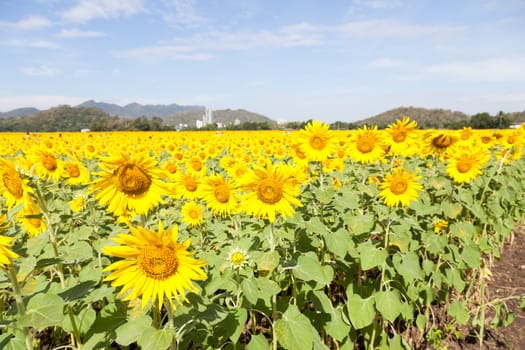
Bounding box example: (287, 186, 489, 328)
(0, 118, 524, 349)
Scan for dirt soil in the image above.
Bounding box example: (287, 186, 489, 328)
(446, 226, 525, 350)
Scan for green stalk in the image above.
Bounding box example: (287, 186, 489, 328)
(479, 277, 486, 350)
(269, 222, 275, 252)
(165, 300, 178, 350)
(7, 263, 33, 350)
(271, 294, 278, 350)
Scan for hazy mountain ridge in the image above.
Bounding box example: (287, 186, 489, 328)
(76, 100, 203, 118)
(355, 106, 471, 129)
(163, 108, 275, 127)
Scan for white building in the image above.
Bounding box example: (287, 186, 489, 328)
(203, 107, 213, 126)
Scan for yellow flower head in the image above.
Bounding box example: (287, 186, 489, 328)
(434, 219, 449, 233)
(103, 224, 207, 310)
(348, 125, 385, 163)
(240, 163, 303, 223)
(379, 167, 423, 207)
(297, 120, 338, 162)
(227, 248, 249, 270)
(0, 158, 33, 209)
(181, 201, 205, 227)
(90, 152, 167, 217)
(446, 150, 489, 183)
(384, 117, 419, 156)
(200, 174, 239, 217)
(0, 215, 19, 268)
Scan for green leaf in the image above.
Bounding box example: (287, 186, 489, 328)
(247, 334, 270, 350)
(358, 241, 387, 271)
(241, 278, 259, 305)
(461, 244, 481, 268)
(393, 251, 424, 282)
(58, 280, 98, 303)
(274, 304, 314, 350)
(64, 241, 93, 262)
(345, 214, 375, 235)
(62, 307, 97, 335)
(346, 294, 375, 329)
(309, 290, 350, 341)
(18, 293, 65, 331)
(306, 217, 329, 235)
(448, 300, 470, 325)
(257, 251, 280, 272)
(374, 289, 402, 322)
(115, 315, 152, 346)
(324, 228, 353, 258)
(137, 327, 173, 350)
(293, 251, 334, 286)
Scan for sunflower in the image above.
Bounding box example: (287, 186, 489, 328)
(69, 194, 87, 213)
(29, 148, 62, 181)
(446, 150, 489, 183)
(348, 125, 385, 163)
(61, 161, 90, 186)
(240, 163, 303, 223)
(181, 201, 205, 227)
(18, 199, 47, 237)
(173, 171, 202, 200)
(434, 219, 448, 233)
(200, 174, 239, 217)
(383, 117, 418, 156)
(297, 120, 338, 162)
(0, 216, 19, 267)
(227, 248, 249, 270)
(379, 167, 423, 207)
(422, 131, 458, 160)
(0, 158, 33, 209)
(102, 223, 207, 310)
(90, 152, 167, 217)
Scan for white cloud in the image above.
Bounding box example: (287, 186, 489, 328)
(60, 0, 145, 23)
(0, 16, 52, 31)
(20, 65, 61, 76)
(338, 20, 466, 37)
(426, 56, 525, 81)
(0, 39, 59, 48)
(120, 23, 323, 61)
(368, 58, 404, 68)
(162, 0, 207, 27)
(352, 0, 402, 9)
(57, 28, 105, 38)
(0, 95, 86, 111)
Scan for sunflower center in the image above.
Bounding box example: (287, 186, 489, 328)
(389, 178, 408, 195)
(87, 145, 95, 153)
(309, 136, 327, 150)
(28, 218, 42, 229)
(167, 163, 177, 174)
(294, 147, 306, 159)
(456, 158, 473, 173)
(190, 159, 202, 172)
(392, 129, 407, 143)
(137, 245, 178, 280)
(42, 153, 57, 171)
(115, 164, 152, 196)
(507, 136, 516, 144)
(184, 177, 198, 192)
(230, 252, 245, 266)
(66, 164, 81, 178)
(214, 184, 230, 203)
(432, 135, 453, 149)
(357, 136, 375, 153)
(256, 178, 283, 204)
(188, 208, 200, 219)
(3, 171, 24, 199)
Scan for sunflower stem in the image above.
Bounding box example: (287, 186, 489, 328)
(7, 263, 33, 350)
(268, 222, 275, 252)
(165, 301, 178, 350)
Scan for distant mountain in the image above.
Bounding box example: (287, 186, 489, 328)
(163, 108, 276, 127)
(354, 106, 470, 129)
(0, 107, 40, 118)
(77, 100, 203, 118)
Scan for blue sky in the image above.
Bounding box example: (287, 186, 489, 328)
(1, 0, 524, 122)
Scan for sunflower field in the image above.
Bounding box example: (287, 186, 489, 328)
(0, 119, 525, 350)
